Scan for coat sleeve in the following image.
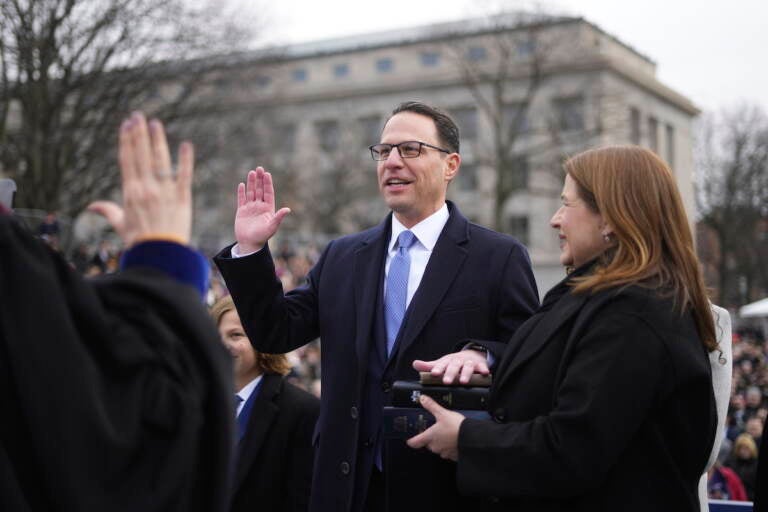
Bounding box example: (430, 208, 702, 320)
(494, 241, 539, 341)
(456, 309, 670, 498)
(214, 241, 332, 354)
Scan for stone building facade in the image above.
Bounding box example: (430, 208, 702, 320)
(191, 14, 699, 294)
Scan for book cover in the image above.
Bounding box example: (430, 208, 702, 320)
(391, 380, 490, 410)
(382, 407, 491, 439)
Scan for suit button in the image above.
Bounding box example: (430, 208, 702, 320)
(493, 408, 506, 422)
(350, 406, 358, 419)
(381, 381, 391, 393)
(340, 461, 351, 475)
(363, 437, 373, 447)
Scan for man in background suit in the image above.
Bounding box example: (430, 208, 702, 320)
(214, 101, 539, 511)
(211, 296, 319, 512)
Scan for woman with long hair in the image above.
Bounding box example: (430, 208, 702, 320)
(409, 146, 717, 511)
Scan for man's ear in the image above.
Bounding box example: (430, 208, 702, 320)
(444, 153, 461, 182)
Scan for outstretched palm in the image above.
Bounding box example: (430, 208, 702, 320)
(234, 167, 291, 253)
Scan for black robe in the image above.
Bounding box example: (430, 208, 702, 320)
(0, 213, 234, 511)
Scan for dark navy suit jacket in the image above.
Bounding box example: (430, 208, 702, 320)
(230, 374, 319, 512)
(215, 202, 539, 512)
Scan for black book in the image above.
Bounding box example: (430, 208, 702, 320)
(382, 407, 491, 439)
(390, 380, 490, 410)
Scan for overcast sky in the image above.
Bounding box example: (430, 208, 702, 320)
(262, 0, 766, 114)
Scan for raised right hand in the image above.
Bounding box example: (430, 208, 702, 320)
(234, 167, 291, 253)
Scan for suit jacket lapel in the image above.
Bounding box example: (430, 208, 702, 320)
(233, 374, 281, 492)
(391, 204, 469, 364)
(493, 291, 589, 394)
(353, 217, 389, 375)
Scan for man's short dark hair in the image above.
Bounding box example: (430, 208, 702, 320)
(390, 101, 460, 154)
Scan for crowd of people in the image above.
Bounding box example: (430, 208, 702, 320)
(710, 328, 768, 500)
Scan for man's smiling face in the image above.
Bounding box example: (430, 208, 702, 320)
(376, 111, 459, 228)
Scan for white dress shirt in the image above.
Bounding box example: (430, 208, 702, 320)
(384, 204, 449, 307)
(235, 374, 263, 417)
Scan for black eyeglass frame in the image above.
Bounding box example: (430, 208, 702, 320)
(368, 140, 451, 161)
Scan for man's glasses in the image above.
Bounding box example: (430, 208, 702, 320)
(368, 141, 451, 161)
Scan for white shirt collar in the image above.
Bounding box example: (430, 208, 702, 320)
(236, 374, 263, 403)
(389, 203, 449, 252)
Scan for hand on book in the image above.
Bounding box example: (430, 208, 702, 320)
(412, 349, 490, 385)
(406, 395, 464, 461)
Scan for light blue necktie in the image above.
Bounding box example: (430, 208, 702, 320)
(385, 230, 416, 356)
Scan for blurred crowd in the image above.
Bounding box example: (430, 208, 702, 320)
(36, 223, 767, 502)
(710, 329, 768, 501)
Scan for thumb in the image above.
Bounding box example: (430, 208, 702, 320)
(88, 201, 125, 233)
(419, 395, 446, 417)
(273, 207, 291, 225)
(412, 359, 435, 371)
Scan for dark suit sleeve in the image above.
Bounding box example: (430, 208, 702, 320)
(286, 387, 320, 512)
(456, 310, 668, 498)
(494, 241, 539, 341)
(215, 242, 331, 354)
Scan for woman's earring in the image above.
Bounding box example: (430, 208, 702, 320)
(603, 233, 612, 244)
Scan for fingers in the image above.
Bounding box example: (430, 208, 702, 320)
(118, 120, 137, 186)
(262, 169, 277, 208)
(412, 359, 436, 372)
(273, 207, 292, 227)
(419, 394, 445, 416)
(237, 182, 246, 208)
(459, 360, 479, 384)
(130, 112, 153, 180)
(176, 141, 194, 200)
(87, 201, 125, 234)
(406, 427, 431, 450)
(150, 119, 173, 176)
(246, 169, 258, 203)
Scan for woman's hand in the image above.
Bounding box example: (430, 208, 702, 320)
(88, 112, 193, 247)
(406, 395, 465, 461)
(412, 349, 489, 385)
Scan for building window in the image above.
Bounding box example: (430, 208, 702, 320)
(358, 115, 382, 146)
(376, 58, 393, 73)
(276, 123, 296, 154)
(456, 163, 478, 191)
(315, 120, 339, 152)
(467, 46, 487, 61)
(507, 215, 529, 246)
(630, 107, 641, 145)
(420, 51, 440, 67)
(517, 39, 536, 58)
(648, 116, 659, 153)
(508, 155, 529, 190)
(333, 63, 349, 78)
(292, 68, 308, 82)
(554, 96, 584, 131)
(255, 75, 271, 88)
(665, 124, 675, 168)
(503, 102, 530, 136)
(450, 107, 478, 141)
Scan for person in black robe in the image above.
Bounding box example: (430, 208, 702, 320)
(0, 112, 233, 511)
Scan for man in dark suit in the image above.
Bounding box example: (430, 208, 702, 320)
(214, 101, 539, 512)
(211, 296, 319, 512)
